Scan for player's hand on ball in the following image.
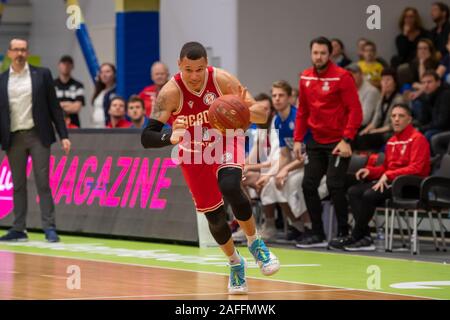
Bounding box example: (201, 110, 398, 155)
(228, 84, 250, 107)
(170, 117, 188, 145)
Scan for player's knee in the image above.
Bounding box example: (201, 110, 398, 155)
(217, 167, 242, 199)
(204, 206, 231, 245)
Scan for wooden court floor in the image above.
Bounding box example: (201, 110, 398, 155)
(0, 251, 424, 300)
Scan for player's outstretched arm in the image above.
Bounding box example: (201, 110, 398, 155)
(141, 82, 179, 148)
(216, 69, 269, 124)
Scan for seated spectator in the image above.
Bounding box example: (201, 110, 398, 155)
(398, 39, 439, 94)
(64, 114, 79, 129)
(255, 81, 327, 242)
(358, 41, 384, 88)
(355, 69, 404, 151)
(242, 93, 275, 192)
(337, 104, 430, 251)
(436, 33, 450, 84)
(331, 38, 352, 68)
(91, 63, 117, 128)
(430, 2, 450, 56)
(54, 55, 85, 128)
(139, 61, 170, 117)
(106, 97, 132, 128)
(346, 63, 381, 129)
(415, 70, 450, 141)
(391, 7, 432, 68)
(127, 95, 149, 129)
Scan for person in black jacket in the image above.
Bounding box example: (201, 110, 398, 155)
(392, 7, 432, 69)
(0, 39, 70, 242)
(416, 70, 450, 141)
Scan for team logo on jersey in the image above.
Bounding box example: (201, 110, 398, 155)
(188, 101, 194, 109)
(306, 80, 311, 87)
(203, 92, 217, 105)
(202, 127, 210, 141)
(322, 81, 330, 91)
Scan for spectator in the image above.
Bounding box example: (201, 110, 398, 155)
(331, 38, 352, 68)
(106, 97, 132, 128)
(91, 63, 117, 128)
(358, 41, 385, 89)
(340, 104, 430, 251)
(357, 38, 369, 61)
(391, 7, 432, 68)
(139, 61, 170, 117)
(64, 115, 79, 129)
(127, 95, 149, 129)
(415, 70, 450, 141)
(255, 81, 315, 242)
(242, 93, 275, 192)
(54, 55, 85, 128)
(430, 2, 450, 56)
(436, 33, 450, 84)
(346, 63, 381, 128)
(290, 88, 299, 107)
(355, 69, 404, 151)
(400, 39, 440, 96)
(294, 37, 362, 248)
(357, 38, 389, 68)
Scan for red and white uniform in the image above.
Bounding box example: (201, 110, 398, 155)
(365, 124, 431, 181)
(294, 62, 363, 144)
(169, 66, 245, 213)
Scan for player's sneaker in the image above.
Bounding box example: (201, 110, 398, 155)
(228, 254, 248, 295)
(248, 237, 280, 276)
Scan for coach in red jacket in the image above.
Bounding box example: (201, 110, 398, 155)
(342, 103, 430, 252)
(294, 37, 363, 249)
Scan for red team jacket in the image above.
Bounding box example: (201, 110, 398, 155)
(365, 124, 431, 182)
(294, 62, 362, 144)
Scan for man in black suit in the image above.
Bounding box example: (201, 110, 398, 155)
(0, 39, 71, 242)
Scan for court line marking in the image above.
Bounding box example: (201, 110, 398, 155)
(0, 249, 436, 300)
(52, 289, 354, 300)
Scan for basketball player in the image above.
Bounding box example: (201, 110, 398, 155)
(141, 42, 280, 294)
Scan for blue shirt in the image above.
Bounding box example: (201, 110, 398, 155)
(274, 106, 296, 150)
(130, 117, 150, 129)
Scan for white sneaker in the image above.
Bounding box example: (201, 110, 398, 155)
(228, 255, 248, 295)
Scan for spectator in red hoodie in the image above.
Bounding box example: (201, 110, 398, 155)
(339, 104, 430, 252)
(294, 37, 363, 249)
(106, 97, 132, 128)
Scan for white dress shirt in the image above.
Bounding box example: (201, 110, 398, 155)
(8, 63, 34, 132)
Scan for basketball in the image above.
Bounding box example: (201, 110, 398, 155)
(208, 95, 250, 134)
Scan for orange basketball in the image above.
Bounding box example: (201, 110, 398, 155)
(208, 95, 250, 135)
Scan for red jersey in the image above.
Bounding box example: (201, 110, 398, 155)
(366, 124, 430, 181)
(170, 66, 223, 153)
(294, 62, 363, 144)
(139, 84, 159, 117)
(169, 66, 244, 213)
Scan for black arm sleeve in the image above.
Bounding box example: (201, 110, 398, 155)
(141, 118, 173, 148)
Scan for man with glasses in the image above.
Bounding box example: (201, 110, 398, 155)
(0, 39, 70, 242)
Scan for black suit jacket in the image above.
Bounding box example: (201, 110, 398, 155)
(0, 65, 68, 150)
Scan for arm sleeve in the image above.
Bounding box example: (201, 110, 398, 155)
(45, 69, 68, 140)
(340, 72, 363, 139)
(294, 78, 309, 142)
(141, 118, 173, 148)
(384, 135, 431, 181)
